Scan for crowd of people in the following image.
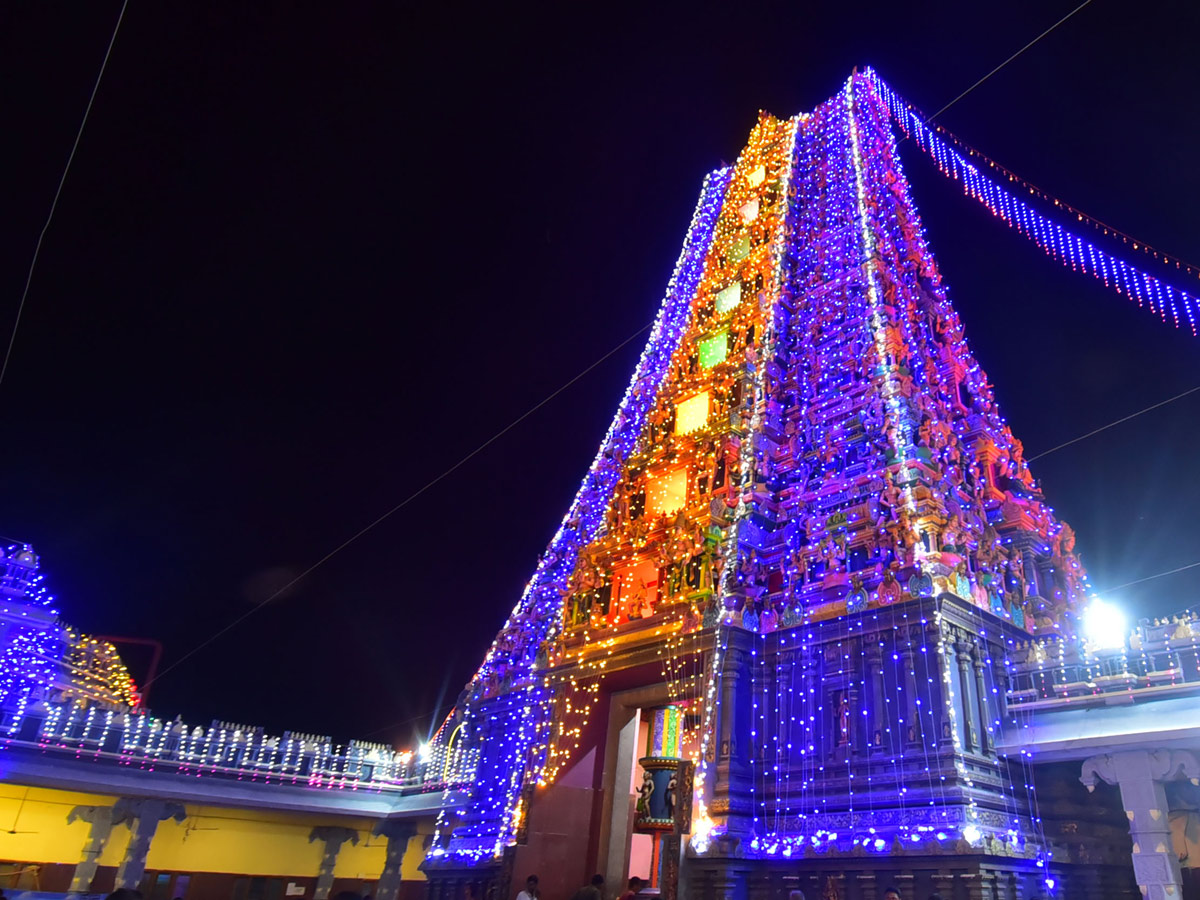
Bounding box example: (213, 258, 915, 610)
(92, 871, 946, 900)
(513, 873, 949, 900)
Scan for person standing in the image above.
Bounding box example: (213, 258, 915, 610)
(569, 874, 605, 900)
(618, 877, 644, 900)
(515, 876, 539, 900)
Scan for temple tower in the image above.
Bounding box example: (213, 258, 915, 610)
(422, 72, 1119, 900)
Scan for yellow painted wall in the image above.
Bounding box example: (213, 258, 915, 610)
(0, 784, 127, 867)
(0, 782, 434, 881)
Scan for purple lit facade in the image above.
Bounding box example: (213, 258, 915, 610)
(416, 72, 1197, 899)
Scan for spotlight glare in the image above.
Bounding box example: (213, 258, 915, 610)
(1082, 597, 1127, 650)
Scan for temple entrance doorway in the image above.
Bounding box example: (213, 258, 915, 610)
(597, 684, 700, 897)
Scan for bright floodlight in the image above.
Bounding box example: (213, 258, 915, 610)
(1082, 597, 1127, 650)
(961, 824, 982, 844)
(418, 742, 432, 762)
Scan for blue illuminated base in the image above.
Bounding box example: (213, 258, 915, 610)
(700, 597, 1042, 849)
(679, 854, 1135, 900)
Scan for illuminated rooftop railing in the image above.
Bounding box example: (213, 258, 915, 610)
(1006, 611, 1200, 710)
(1, 699, 477, 796)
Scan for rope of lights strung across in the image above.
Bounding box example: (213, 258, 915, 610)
(869, 71, 1199, 335)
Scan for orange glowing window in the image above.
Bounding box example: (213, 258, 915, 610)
(674, 392, 709, 435)
(612, 558, 659, 617)
(645, 467, 687, 518)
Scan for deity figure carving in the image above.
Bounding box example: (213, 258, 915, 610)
(635, 770, 654, 817)
(759, 598, 778, 633)
(835, 692, 851, 747)
(877, 568, 901, 605)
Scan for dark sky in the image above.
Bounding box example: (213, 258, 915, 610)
(3, 1, 1198, 747)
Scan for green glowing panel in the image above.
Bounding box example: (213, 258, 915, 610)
(698, 331, 728, 368)
(714, 283, 741, 315)
(730, 233, 751, 263)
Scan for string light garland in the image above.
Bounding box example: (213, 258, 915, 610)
(924, 108, 1200, 281)
(0, 543, 436, 792)
(867, 70, 1199, 335)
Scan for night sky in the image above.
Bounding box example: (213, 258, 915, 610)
(3, 2, 1198, 748)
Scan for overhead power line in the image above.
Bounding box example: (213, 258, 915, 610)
(1, 0, 130, 390)
(144, 320, 655, 690)
(925, 0, 1097, 124)
(901, 1, 1200, 285)
(360, 703, 457, 740)
(1091, 560, 1200, 598)
(1028, 384, 1200, 461)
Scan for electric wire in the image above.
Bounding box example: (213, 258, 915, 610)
(144, 319, 655, 690)
(1, 0, 129, 390)
(895, 0, 1200, 282)
(1090, 560, 1200, 597)
(923, 0, 1096, 125)
(1027, 383, 1200, 461)
(359, 703, 457, 739)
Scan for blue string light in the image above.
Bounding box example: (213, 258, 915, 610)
(867, 69, 1199, 335)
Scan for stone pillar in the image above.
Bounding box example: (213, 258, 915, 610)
(958, 871, 983, 900)
(1081, 749, 1200, 900)
(603, 707, 642, 891)
(971, 646, 990, 754)
(711, 631, 754, 836)
(66, 805, 116, 893)
(866, 644, 886, 753)
(309, 826, 360, 900)
(900, 642, 920, 747)
(953, 640, 977, 752)
(973, 437, 1003, 501)
(708, 862, 753, 900)
(113, 799, 187, 890)
(891, 872, 915, 900)
(660, 834, 683, 900)
(846, 642, 864, 753)
(373, 821, 417, 900)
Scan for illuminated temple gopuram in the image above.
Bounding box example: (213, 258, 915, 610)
(416, 70, 1200, 900)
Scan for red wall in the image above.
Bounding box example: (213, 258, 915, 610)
(509, 747, 601, 900)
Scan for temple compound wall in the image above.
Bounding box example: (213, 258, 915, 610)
(0, 542, 453, 900)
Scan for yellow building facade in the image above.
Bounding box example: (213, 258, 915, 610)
(0, 782, 437, 900)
